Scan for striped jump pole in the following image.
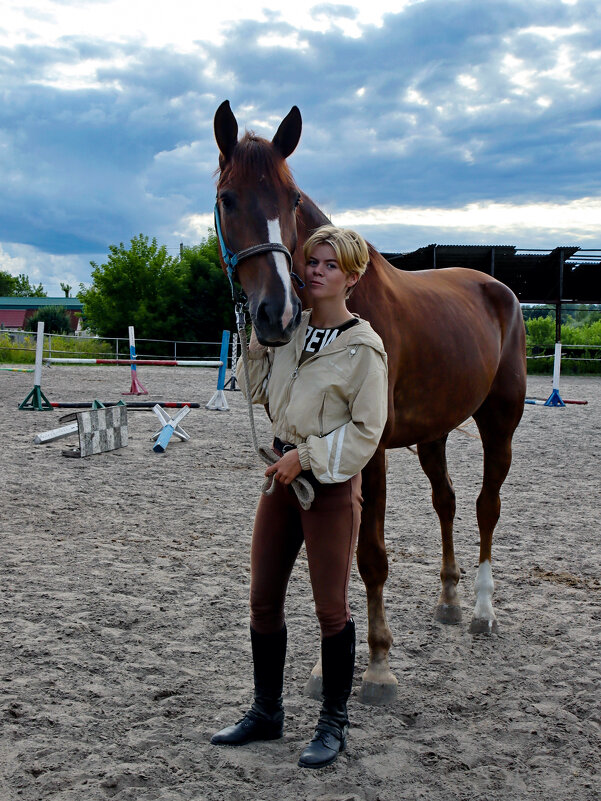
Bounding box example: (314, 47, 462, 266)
(525, 397, 587, 406)
(123, 326, 148, 395)
(50, 401, 201, 409)
(18, 322, 53, 411)
(45, 358, 221, 366)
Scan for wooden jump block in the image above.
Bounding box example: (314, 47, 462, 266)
(62, 406, 128, 458)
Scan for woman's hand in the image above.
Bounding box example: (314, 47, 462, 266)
(265, 449, 302, 485)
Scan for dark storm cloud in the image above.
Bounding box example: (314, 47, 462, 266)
(0, 0, 600, 293)
(204, 0, 601, 209)
(0, 36, 216, 254)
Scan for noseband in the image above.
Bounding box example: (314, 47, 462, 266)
(214, 200, 304, 304)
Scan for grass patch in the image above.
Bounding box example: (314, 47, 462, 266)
(0, 333, 113, 364)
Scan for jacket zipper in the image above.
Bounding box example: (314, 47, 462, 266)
(283, 345, 352, 434)
(318, 393, 327, 437)
(285, 367, 299, 411)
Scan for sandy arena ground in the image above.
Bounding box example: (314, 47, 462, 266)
(1, 365, 600, 801)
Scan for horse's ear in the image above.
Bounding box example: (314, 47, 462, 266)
(214, 100, 239, 165)
(272, 106, 302, 160)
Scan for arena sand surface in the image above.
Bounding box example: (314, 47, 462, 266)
(1, 365, 600, 801)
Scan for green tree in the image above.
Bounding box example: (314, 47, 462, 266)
(25, 306, 72, 334)
(0, 270, 46, 297)
(79, 234, 182, 339)
(13, 274, 46, 297)
(526, 316, 555, 344)
(522, 304, 551, 322)
(60, 282, 72, 298)
(178, 233, 234, 343)
(78, 232, 233, 347)
(0, 270, 17, 295)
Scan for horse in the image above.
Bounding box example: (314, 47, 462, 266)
(213, 100, 527, 704)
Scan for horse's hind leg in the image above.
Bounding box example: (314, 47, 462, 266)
(417, 436, 462, 624)
(471, 391, 523, 634)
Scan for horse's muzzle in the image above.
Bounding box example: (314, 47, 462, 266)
(252, 297, 302, 347)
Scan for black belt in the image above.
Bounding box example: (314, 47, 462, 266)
(273, 437, 297, 455)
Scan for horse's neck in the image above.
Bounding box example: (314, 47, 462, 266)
(297, 193, 330, 244)
(296, 191, 398, 292)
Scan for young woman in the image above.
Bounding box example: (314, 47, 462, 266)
(211, 225, 388, 769)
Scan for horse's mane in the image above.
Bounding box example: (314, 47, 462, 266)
(217, 132, 296, 189)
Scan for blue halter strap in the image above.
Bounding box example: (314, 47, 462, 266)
(214, 200, 305, 303)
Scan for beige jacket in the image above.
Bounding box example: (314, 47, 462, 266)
(237, 311, 388, 483)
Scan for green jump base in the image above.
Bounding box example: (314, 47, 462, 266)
(19, 384, 53, 411)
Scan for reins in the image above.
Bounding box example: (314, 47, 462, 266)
(215, 199, 314, 510)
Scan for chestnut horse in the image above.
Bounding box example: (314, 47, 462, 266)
(213, 100, 526, 704)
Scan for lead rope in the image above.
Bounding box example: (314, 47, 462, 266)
(235, 305, 315, 511)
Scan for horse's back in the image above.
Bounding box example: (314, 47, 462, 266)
(355, 260, 526, 447)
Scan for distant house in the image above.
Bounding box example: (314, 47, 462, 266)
(0, 297, 84, 331)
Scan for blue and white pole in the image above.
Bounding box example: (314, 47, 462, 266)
(206, 330, 231, 411)
(123, 325, 148, 395)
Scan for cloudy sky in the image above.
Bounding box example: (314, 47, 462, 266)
(1, 0, 600, 295)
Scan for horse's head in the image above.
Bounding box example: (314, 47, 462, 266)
(214, 100, 304, 346)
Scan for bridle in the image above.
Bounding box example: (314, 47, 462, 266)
(213, 199, 304, 308)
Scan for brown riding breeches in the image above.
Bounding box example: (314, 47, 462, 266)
(249, 472, 363, 638)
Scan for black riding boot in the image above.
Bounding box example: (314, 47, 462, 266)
(298, 618, 355, 768)
(211, 625, 286, 746)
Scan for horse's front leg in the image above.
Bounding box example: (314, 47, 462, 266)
(356, 448, 397, 705)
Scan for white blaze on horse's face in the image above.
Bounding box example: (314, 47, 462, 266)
(267, 217, 295, 331)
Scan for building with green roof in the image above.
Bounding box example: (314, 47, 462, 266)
(0, 297, 83, 330)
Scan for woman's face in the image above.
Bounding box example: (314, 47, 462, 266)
(305, 243, 358, 302)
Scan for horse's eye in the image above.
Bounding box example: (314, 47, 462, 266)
(294, 192, 301, 208)
(220, 193, 234, 211)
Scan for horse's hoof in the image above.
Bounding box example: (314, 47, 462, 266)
(304, 672, 323, 700)
(359, 678, 398, 706)
(359, 664, 398, 706)
(435, 603, 463, 624)
(469, 617, 498, 635)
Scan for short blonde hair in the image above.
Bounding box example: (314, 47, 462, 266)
(303, 225, 370, 279)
